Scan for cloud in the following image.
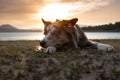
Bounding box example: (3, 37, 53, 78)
(0, 0, 46, 20)
(0, 0, 30, 13)
(38, 0, 113, 19)
(0, 0, 114, 29)
(60, 0, 113, 17)
(0, 0, 45, 29)
(0, 0, 113, 18)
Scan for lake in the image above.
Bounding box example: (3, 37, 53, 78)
(0, 32, 120, 41)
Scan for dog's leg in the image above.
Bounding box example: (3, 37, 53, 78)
(90, 41, 115, 52)
(96, 42, 115, 52)
(44, 46, 56, 54)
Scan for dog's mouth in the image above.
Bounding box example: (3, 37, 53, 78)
(40, 40, 67, 49)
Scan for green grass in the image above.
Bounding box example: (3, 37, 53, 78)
(0, 40, 120, 80)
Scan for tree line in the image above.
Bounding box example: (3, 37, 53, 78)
(81, 22, 120, 32)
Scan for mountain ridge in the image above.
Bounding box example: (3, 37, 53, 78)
(0, 24, 41, 32)
(0, 22, 120, 32)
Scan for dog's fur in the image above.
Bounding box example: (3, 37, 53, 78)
(40, 18, 115, 53)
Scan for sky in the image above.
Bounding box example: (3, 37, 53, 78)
(0, 0, 120, 29)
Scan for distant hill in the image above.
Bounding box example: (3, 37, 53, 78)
(81, 22, 120, 32)
(0, 24, 41, 32)
(1, 22, 120, 32)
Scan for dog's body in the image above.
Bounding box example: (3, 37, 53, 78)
(40, 18, 115, 53)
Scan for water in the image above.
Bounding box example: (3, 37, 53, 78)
(0, 32, 120, 41)
(0, 32, 44, 41)
(85, 32, 120, 39)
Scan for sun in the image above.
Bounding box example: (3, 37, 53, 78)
(35, 3, 72, 21)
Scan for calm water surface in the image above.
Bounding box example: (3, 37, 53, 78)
(0, 32, 120, 41)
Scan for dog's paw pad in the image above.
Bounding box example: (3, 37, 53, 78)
(44, 46, 56, 54)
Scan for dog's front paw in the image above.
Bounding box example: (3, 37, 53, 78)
(44, 46, 56, 54)
(97, 43, 115, 52)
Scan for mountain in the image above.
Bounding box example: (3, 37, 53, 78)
(0, 24, 19, 32)
(1, 22, 120, 32)
(0, 24, 41, 32)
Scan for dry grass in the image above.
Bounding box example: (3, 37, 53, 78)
(0, 40, 120, 80)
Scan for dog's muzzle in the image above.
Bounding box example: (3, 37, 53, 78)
(40, 40, 46, 48)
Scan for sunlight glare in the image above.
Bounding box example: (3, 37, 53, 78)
(35, 4, 73, 21)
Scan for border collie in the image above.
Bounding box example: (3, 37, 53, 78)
(40, 18, 115, 53)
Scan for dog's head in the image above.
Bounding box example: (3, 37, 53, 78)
(40, 18, 78, 48)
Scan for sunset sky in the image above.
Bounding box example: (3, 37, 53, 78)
(0, 0, 120, 29)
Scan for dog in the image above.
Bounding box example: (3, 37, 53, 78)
(40, 18, 115, 53)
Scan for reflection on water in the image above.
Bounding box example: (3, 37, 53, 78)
(0, 32, 120, 41)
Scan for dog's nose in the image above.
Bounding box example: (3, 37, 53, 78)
(40, 40, 46, 47)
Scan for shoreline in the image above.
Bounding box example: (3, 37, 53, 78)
(0, 39, 120, 41)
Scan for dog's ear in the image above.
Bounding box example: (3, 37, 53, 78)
(64, 18, 78, 28)
(61, 18, 78, 26)
(69, 18, 78, 25)
(63, 18, 78, 33)
(41, 18, 51, 26)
